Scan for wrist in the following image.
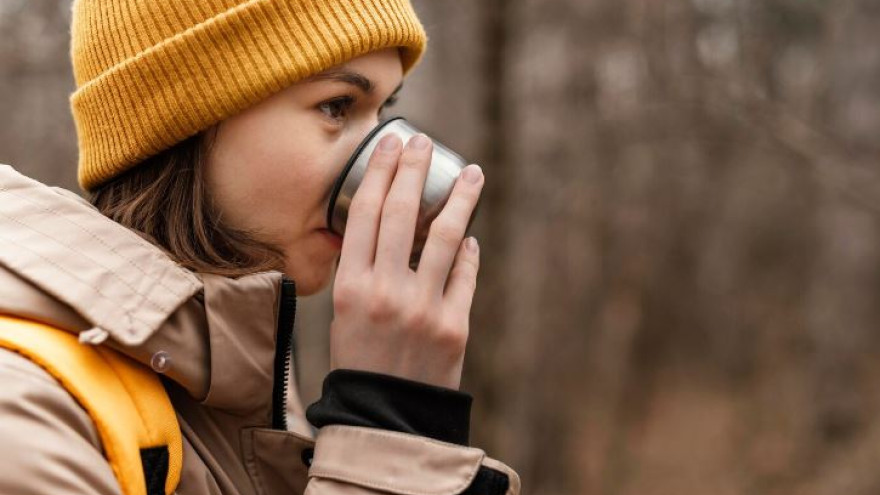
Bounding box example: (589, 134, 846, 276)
(305, 368, 473, 446)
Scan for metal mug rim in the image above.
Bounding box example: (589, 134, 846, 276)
(325, 116, 407, 233)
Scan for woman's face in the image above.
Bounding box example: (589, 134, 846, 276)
(205, 48, 404, 296)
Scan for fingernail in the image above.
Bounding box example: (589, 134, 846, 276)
(378, 133, 399, 151)
(466, 237, 479, 253)
(408, 133, 430, 150)
(461, 164, 482, 184)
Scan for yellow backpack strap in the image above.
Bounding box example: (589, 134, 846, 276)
(0, 315, 182, 495)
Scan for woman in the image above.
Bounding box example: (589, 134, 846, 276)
(0, 0, 520, 494)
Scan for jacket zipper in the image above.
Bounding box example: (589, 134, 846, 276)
(272, 276, 297, 430)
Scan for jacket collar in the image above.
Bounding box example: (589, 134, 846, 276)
(0, 164, 201, 345)
(0, 165, 293, 421)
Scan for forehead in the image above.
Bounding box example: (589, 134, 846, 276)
(305, 48, 403, 92)
(333, 47, 403, 74)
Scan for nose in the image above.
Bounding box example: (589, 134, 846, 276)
(352, 117, 380, 149)
(366, 115, 382, 135)
(326, 118, 381, 227)
(349, 116, 384, 158)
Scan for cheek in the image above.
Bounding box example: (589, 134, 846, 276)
(207, 126, 342, 238)
(213, 119, 305, 193)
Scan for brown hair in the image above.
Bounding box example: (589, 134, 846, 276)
(88, 127, 285, 277)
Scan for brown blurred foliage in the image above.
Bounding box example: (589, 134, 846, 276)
(4, 1, 880, 494)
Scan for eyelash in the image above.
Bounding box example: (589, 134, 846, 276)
(318, 93, 399, 123)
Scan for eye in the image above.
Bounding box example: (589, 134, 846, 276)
(383, 93, 399, 108)
(378, 94, 400, 120)
(318, 96, 355, 122)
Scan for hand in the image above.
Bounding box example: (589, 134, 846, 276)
(329, 132, 484, 390)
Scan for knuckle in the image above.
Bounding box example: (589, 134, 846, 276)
(347, 205, 374, 225)
(332, 281, 360, 313)
(382, 197, 416, 219)
(433, 324, 468, 352)
(399, 152, 426, 169)
(368, 150, 398, 170)
(469, 255, 480, 274)
(446, 193, 477, 217)
(402, 305, 432, 332)
(456, 178, 482, 196)
(366, 290, 399, 323)
(463, 245, 480, 266)
(350, 193, 383, 217)
(450, 264, 478, 290)
(430, 220, 462, 248)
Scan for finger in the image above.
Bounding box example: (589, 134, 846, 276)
(374, 133, 433, 275)
(443, 236, 480, 313)
(337, 133, 402, 275)
(416, 164, 483, 293)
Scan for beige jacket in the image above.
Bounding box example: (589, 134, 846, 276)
(0, 164, 521, 495)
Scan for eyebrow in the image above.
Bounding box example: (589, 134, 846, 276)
(306, 69, 404, 99)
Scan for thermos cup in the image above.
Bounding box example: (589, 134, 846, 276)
(326, 117, 478, 269)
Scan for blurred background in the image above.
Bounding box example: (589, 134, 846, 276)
(3, 0, 880, 494)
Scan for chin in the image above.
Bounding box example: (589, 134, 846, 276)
(282, 259, 337, 297)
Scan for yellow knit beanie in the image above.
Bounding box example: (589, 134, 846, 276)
(70, 0, 428, 191)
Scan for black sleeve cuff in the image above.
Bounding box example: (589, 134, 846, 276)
(462, 466, 511, 495)
(305, 368, 473, 446)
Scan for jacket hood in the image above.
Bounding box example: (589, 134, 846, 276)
(0, 164, 292, 422)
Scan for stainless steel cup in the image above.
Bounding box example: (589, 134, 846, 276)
(326, 117, 478, 269)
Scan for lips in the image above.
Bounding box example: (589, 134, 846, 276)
(319, 228, 343, 248)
